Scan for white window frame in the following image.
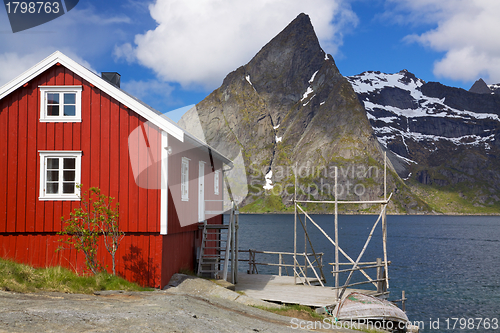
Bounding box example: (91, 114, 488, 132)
(39, 86, 82, 122)
(214, 170, 220, 195)
(39, 151, 82, 201)
(181, 157, 190, 201)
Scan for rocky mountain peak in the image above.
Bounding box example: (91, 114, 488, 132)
(398, 69, 423, 85)
(469, 78, 491, 94)
(179, 13, 426, 213)
(243, 13, 337, 101)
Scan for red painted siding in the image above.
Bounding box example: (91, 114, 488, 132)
(0, 63, 227, 288)
(0, 64, 163, 285)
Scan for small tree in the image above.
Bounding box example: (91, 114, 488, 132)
(98, 196, 124, 276)
(59, 186, 124, 275)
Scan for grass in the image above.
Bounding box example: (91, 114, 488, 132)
(254, 304, 324, 320)
(0, 257, 152, 294)
(408, 179, 500, 214)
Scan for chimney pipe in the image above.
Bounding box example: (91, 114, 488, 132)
(101, 72, 121, 88)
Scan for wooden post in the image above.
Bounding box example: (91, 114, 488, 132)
(222, 204, 233, 281)
(231, 205, 236, 284)
(402, 290, 406, 312)
(384, 151, 387, 201)
(376, 257, 384, 294)
(302, 201, 307, 278)
(248, 249, 252, 274)
(279, 253, 282, 276)
(234, 207, 239, 284)
(382, 152, 389, 290)
(334, 166, 339, 300)
(294, 162, 298, 285)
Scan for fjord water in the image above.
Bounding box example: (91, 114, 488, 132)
(234, 214, 500, 332)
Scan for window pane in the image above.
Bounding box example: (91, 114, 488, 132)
(46, 182, 59, 194)
(64, 93, 75, 104)
(64, 105, 76, 116)
(47, 158, 59, 169)
(47, 93, 59, 104)
(63, 158, 75, 170)
(46, 170, 59, 181)
(47, 105, 59, 116)
(63, 170, 75, 181)
(63, 182, 75, 194)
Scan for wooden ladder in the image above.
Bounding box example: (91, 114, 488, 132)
(197, 202, 237, 282)
(197, 222, 229, 279)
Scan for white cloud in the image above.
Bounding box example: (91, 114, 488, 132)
(114, 43, 136, 63)
(389, 0, 500, 83)
(123, 0, 357, 89)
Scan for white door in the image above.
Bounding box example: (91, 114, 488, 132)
(198, 161, 205, 222)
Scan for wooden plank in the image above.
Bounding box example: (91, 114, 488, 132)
(235, 274, 378, 308)
(137, 119, 148, 232)
(25, 81, 38, 233)
(44, 200, 54, 232)
(100, 92, 110, 194)
(80, 80, 91, 188)
(35, 76, 47, 233)
(109, 97, 120, 200)
(128, 114, 139, 232)
(119, 104, 130, 231)
(17, 88, 28, 233)
(6, 90, 19, 233)
(0, 96, 8, 233)
(90, 85, 100, 187)
(148, 124, 160, 233)
(72, 72, 81, 151)
(46, 122, 55, 150)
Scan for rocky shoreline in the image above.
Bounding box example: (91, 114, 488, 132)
(0, 274, 359, 333)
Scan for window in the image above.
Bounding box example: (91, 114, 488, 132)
(39, 86, 82, 122)
(181, 157, 190, 201)
(39, 151, 82, 200)
(214, 170, 220, 195)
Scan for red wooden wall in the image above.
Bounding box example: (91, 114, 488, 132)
(0, 64, 164, 286)
(160, 134, 224, 287)
(0, 63, 225, 288)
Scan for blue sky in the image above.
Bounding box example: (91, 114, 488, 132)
(1, 0, 499, 121)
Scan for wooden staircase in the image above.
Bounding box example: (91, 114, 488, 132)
(197, 203, 238, 282)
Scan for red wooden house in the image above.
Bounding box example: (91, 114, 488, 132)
(0, 51, 231, 288)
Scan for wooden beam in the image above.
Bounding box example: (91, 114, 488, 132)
(338, 204, 387, 299)
(296, 204, 377, 288)
(334, 166, 339, 299)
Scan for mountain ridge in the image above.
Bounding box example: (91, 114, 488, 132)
(347, 69, 500, 213)
(179, 13, 431, 214)
(180, 13, 500, 214)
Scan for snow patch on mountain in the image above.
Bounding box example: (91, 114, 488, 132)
(348, 70, 424, 96)
(301, 87, 314, 102)
(348, 70, 500, 151)
(263, 170, 274, 190)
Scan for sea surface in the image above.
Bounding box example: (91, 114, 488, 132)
(229, 214, 500, 333)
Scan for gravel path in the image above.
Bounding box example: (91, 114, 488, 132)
(0, 275, 357, 333)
